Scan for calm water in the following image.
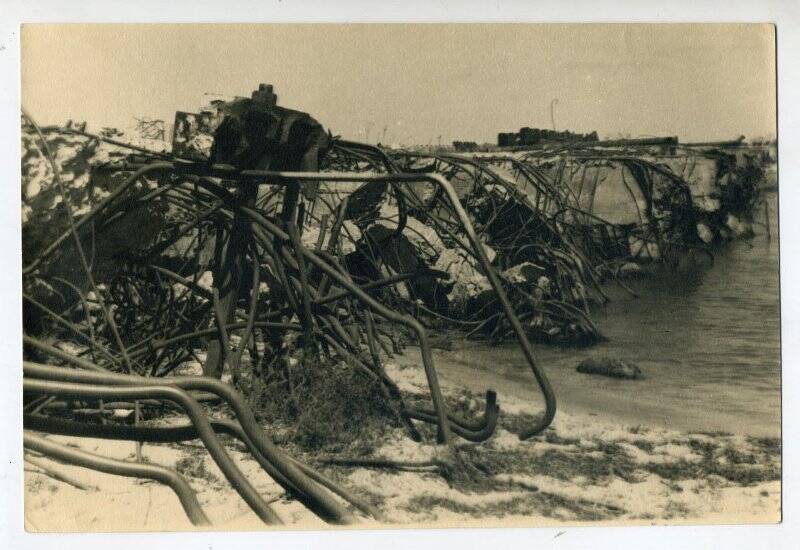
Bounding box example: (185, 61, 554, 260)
(431, 192, 780, 436)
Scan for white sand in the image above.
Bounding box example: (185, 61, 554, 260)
(25, 350, 780, 531)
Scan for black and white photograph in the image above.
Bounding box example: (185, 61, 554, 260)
(9, 17, 788, 541)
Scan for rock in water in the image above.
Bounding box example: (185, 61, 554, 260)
(576, 358, 642, 380)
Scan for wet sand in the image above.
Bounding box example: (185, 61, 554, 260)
(409, 338, 780, 438)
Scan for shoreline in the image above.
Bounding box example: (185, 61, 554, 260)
(403, 332, 780, 439)
(25, 347, 781, 531)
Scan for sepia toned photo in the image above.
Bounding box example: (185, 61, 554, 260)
(19, 23, 779, 532)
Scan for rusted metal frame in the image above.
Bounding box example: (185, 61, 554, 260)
(23, 361, 355, 525)
(23, 376, 282, 525)
(312, 323, 423, 443)
(55, 126, 177, 159)
(393, 153, 532, 261)
(149, 321, 302, 351)
(24, 335, 108, 373)
(617, 165, 652, 260)
(401, 153, 607, 307)
(237, 204, 453, 444)
(233, 171, 553, 440)
(121, 163, 557, 439)
(23, 430, 211, 526)
(132, 266, 219, 357)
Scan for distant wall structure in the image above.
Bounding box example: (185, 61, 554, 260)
(498, 127, 599, 147)
(452, 141, 480, 152)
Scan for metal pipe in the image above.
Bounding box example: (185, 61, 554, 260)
(23, 430, 211, 527)
(23, 376, 283, 525)
(70, 162, 557, 438)
(22, 361, 355, 525)
(410, 390, 498, 433)
(224, 168, 555, 439)
(24, 414, 381, 521)
(238, 205, 452, 445)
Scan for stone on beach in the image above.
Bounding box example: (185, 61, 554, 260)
(576, 357, 643, 380)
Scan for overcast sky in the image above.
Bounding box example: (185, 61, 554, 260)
(21, 24, 776, 145)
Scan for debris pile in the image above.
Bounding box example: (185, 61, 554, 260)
(21, 85, 555, 527)
(21, 84, 773, 526)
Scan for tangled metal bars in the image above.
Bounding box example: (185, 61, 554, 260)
(24, 375, 284, 525)
(23, 360, 357, 525)
(23, 414, 382, 521)
(169, 162, 557, 440)
(22, 155, 559, 526)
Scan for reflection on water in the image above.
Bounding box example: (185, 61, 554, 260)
(441, 193, 780, 436)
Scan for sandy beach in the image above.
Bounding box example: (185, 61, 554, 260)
(24, 344, 781, 532)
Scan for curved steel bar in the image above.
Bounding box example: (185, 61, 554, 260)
(23, 162, 175, 275)
(22, 361, 355, 525)
(24, 412, 242, 442)
(218, 168, 556, 440)
(173, 179, 450, 443)
(237, 206, 452, 445)
(24, 413, 300, 505)
(23, 376, 282, 525)
(24, 414, 381, 521)
(406, 391, 499, 443)
(23, 430, 211, 527)
(409, 390, 498, 433)
(78, 163, 558, 438)
(407, 410, 498, 443)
